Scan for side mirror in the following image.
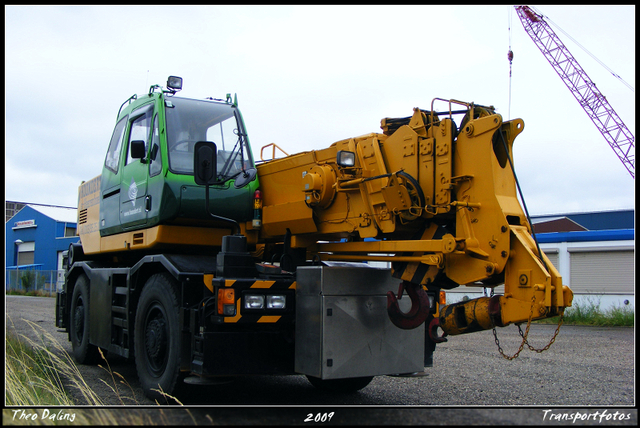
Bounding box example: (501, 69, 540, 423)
(194, 141, 218, 185)
(130, 140, 146, 160)
(234, 168, 257, 189)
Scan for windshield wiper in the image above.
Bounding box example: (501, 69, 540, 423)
(218, 137, 242, 179)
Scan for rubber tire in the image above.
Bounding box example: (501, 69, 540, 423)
(134, 273, 182, 401)
(69, 274, 100, 364)
(306, 375, 374, 393)
(68, 242, 84, 266)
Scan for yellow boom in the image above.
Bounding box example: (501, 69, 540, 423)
(256, 99, 572, 332)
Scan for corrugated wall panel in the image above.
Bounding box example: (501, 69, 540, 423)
(569, 251, 634, 294)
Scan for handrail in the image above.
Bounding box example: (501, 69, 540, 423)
(260, 143, 289, 162)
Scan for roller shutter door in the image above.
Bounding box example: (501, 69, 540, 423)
(546, 252, 559, 271)
(569, 250, 634, 294)
(17, 241, 35, 266)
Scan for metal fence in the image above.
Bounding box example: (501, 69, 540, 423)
(5, 267, 63, 296)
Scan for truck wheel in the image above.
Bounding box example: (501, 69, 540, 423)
(68, 242, 84, 266)
(306, 375, 374, 393)
(134, 273, 181, 401)
(69, 274, 100, 364)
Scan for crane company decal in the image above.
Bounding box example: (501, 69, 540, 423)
(79, 175, 101, 209)
(79, 175, 100, 197)
(128, 177, 138, 206)
(123, 206, 142, 217)
(123, 177, 143, 217)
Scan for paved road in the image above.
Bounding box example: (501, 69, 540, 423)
(5, 295, 636, 425)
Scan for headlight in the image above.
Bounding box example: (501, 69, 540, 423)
(243, 293, 287, 310)
(244, 295, 265, 309)
(336, 150, 355, 167)
(266, 295, 286, 309)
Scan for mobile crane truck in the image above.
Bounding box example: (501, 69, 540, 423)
(56, 76, 573, 400)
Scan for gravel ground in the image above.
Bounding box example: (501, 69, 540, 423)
(5, 295, 636, 425)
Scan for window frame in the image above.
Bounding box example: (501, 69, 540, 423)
(125, 103, 154, 167)
(149, 113, 163, 177)
(104, 116, 128, 174)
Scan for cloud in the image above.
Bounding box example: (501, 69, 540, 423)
(5, 5, 635, 214)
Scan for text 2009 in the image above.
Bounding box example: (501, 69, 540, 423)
(304, 412, 335, 423)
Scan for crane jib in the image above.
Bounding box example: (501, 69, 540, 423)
(514, 5, 634, 179)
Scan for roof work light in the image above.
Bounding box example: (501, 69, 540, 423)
(167, 76, 183, 92)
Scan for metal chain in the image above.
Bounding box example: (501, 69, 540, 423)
(493, 327, 527, 361)
(492, 293, 564, 360)
(492, 294, 535, 360)
(519, 308, 564, 353)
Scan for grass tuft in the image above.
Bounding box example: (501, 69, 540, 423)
(537, 295, 634, 327)
(5, 318, 192, 425)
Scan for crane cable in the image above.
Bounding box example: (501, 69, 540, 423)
(505, 7, 546, 271)
(507, 7, 513, 120)
(529, 6, 634, 93)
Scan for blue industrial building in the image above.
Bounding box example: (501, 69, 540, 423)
(5, 204, 79, 271)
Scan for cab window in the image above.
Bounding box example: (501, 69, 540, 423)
(126, 106, 153, 166)
(165, 97, 252, 179)
(105, 116, 127, 173)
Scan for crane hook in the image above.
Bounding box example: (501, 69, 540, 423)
(386, 281, 431, 330)
(428, 316, 448, 343)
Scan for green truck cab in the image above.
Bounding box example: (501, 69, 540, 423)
(99, 77, 258, 237)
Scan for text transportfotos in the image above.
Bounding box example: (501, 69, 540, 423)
(542, 409, 631, 423)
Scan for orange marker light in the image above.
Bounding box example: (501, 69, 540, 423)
(217, 288, 236, 316)
(439, 290, 447, 306)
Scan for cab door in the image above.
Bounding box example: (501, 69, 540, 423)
(119, 103, 154, 230)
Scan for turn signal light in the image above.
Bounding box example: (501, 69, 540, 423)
(439, 290, 447, 306)
(218, 288, 236, 316)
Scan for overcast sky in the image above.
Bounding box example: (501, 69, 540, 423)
(5, 5, 635, 216)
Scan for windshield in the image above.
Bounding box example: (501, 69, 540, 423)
(165, 97, 253, 180)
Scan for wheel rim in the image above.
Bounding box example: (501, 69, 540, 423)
(143, 302, 169, 376)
